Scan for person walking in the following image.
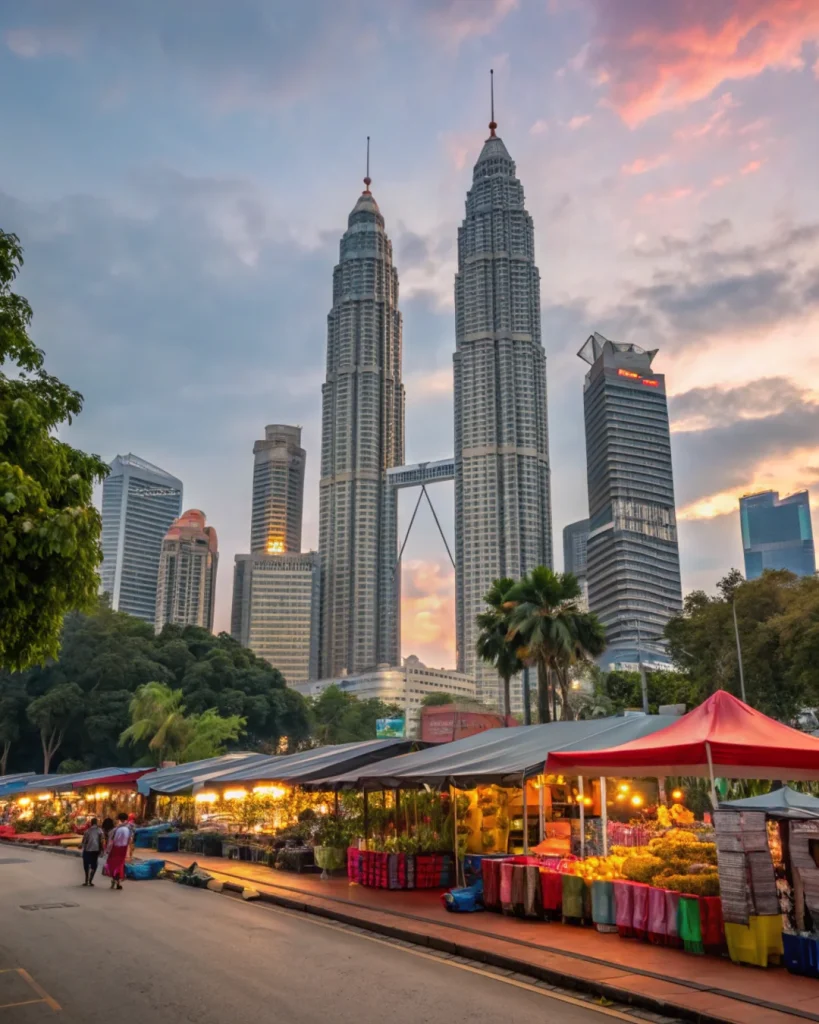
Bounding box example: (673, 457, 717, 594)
(104, 813, 132, 890)
(81, 818, 104, 886)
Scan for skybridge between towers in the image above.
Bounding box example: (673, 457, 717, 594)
(385, 458, 456, 576)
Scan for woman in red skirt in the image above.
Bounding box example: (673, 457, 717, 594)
(104, 813, 132, 890)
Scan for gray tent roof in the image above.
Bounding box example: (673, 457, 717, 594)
(201, 739, 423, 790)
(719, 786, 819, 819)
(305, 716, 679, 790)
(137, 752, 271, 795)
(0, 772, 50, 798)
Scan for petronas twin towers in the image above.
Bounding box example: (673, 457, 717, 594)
(319, 105, 553, 707)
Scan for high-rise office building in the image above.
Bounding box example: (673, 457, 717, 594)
(740, 490, 816, 579)
(251, 424, 305, 555)
(578, 333, 682, 666)
(232, 552, 320, 684)
(318, 165, 404, 677)
(563, 518, 590, 609)
(155, 509, 218, 632)
(453, 107, 552, 706)
(100, 454, 183, 623)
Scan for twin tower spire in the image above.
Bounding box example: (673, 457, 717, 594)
(318, 74, 552, 712)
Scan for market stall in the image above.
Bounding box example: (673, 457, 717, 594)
(544, 691, 819, 967)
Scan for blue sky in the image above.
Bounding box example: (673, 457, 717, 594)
(2, 0, 819, 666)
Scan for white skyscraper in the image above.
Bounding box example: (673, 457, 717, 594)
(454, 99, 553, 707)
(318, 158, 404, 677)
(155, 509, 218, 632)
(100, 454, 183, 623)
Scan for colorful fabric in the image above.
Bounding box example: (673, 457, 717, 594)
(592, 880, 616, 927)
(482, 859, 501, 910)
(524, 866, 541, 919)
(562, 873, 587, 920)
(104, 843, 128, 881)
(648, 885, 668, 944)
(540, 870, 563, 914)
(511, 864, 526, 914)
(500, 861, 514, 913)
(678, 896, 704, 955)
(406, 853, 416, 890)
(347, 846, 360, 882)
(664, 890, 682, 947)
(632, 883, 650, 940)
(699, 896, 725, 952)
(615, 880, 635, 937)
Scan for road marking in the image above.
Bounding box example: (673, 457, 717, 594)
(0, 968, 62, 1012)
(228, 890, 651, 1022)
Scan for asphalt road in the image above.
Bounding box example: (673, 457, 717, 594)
(1, 849, 638, 1024)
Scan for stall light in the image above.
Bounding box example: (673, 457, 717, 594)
(617, 783, 630, 794)
(17, 797, 32, 807)
(671, 789, 684, 802)
(318, 803, 329, 815)
(223, 788, 248, 801)
(582, 796, 593, 807)
(253, 785, 286, 799)
(615, 793, 625, 802)
(194, 792, 219, 804)
(630, 794, 644, 808)
(94, 790, 110, 800)
(36, 794, 51, 802)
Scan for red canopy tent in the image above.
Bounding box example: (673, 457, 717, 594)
(546, 691, 819, 788)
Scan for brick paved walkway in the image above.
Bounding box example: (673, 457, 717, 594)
(142, 850, 818, 1024)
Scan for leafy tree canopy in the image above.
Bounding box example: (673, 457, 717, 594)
(0, 230, 108, 672)
(308, 685, 402, 745)
(1, 604, 311, 772)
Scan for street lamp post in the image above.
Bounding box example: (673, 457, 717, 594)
(732, 599, 747, 703)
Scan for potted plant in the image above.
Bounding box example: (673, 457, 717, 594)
(313, 817, 349, 879)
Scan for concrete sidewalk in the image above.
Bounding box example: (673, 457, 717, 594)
(141, 850, 817, 1024)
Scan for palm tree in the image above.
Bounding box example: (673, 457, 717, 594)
(506, 567, 605, 722)
(120, 681, 190, 765)
(476, 578, 523, 719)
(554, 611, 607, 719)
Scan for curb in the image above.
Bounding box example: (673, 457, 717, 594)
(5, 842, 812, 1024)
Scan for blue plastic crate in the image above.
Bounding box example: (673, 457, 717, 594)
(783, 933, 819, 977)
(156, 833, 180, 853)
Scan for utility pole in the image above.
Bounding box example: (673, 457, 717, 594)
(732, 599, 747, 703)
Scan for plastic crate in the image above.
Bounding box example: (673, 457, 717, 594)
(156, 833, 180, 853)
(783, 933, 819, 977)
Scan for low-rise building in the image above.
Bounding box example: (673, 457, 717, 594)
(292, 655, 475, 737)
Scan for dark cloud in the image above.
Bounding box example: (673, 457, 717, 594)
(669, 376, 806, 430)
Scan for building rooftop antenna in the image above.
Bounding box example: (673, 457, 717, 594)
(489, 68, 497, 137)
(363, 136, 371, 193)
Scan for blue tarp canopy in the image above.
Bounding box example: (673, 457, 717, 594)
(200, 739, 425, 790)
(719, 786, 819, 819)
(0, 773, 62, 798)
(138, 752, 271, 795)
(306, 716, 680, 790)
(3, 767, 145, 797)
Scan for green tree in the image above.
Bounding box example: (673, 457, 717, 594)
(553, 612, 606, 720)
(26, 682, 84, 772)
(176, 708, 246, 763)
(309, 686, 402, 745)
(119, 681, 189, 766)
(476, 577, 524, 719)
(665, 569, 819, 721)
(0, 678, 27, 774)
(420, 692, 455, 707)
(506, 567, 605, 722)
(0, 230, 108, 672)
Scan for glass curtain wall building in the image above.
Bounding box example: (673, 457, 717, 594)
(100, 454, 183, 623)
(740, 490, 816, 579)
(578, 333, 682, 666)
(250, 424, 305, 555)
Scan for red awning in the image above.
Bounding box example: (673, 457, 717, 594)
(72, 770, 152, 790)
(546, 690, 819, 781)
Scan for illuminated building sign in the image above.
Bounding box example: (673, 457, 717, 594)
(617, 368, 660, 388)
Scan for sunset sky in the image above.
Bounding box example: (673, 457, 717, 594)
(2, 0, 818, 669)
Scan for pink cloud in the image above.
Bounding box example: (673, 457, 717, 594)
(529, 119, 549, 135)
(711, 174, 732, 188)
(674, 91, 738, 140)
(401, 560, 456, 668)
(621, 153, 669, 175)
(585, 0, 819, 125)
(741, 159, 764, 174)
(566, 114, 592, 130)
(642, 186, 694, 204)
